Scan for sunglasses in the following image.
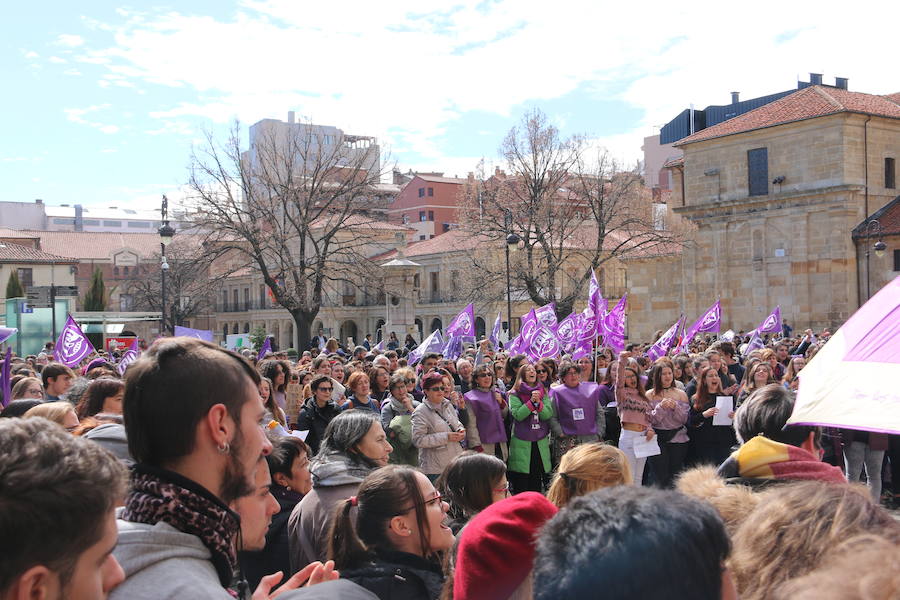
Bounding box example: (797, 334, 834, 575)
(535, 369, 547, 374)
(317, 387, 333, 392)
(427, 386, 445, 392)
(404, 378, 416, 383)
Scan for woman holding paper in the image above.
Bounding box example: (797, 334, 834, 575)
(687, 367, 737, 467)
(615, 351, 656, 485)
(508, 363, 554, 494)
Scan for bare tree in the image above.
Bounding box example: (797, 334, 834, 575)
(187, 120, 395, 349)
(121, 236, 226, 332)
(458, 108, 690, 318)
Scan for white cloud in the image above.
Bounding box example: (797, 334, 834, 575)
(55, 34, 85, 47)
(48, 56, 67, 64)
(64, 104, 120, 134)
(23, 50, 39, 59)
(64, 0, 900, 172)
(64, 68, 82, 76)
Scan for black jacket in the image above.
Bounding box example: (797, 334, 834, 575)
(239, 486, 303, 590)
(341, 550, 444, 600)
(296, 398, 342, 456)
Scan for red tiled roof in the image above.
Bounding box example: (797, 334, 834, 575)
(663, 156, 684, 169)
(0, 228, 167, 260)
(853, 195, 900, 238)
(0, 242, 77, 264)
(676, 86, 900, 146)
(308, 214, 412, 232)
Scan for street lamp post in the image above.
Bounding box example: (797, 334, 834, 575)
(158, 195, 176, 336)
(863, 219, 887, 301)
(503, 209, 521, 338)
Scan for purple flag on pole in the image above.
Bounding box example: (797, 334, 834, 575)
(446, 303, 476, 340)
(647, 316, 683, 361)
(519, 309, 538, 346)
(54, 315, 96, 367)
(556, 314, 579, 352)
(257, 336, 272, 361)
(572, 340, 593, 360)
(441, 335, 464, 361)
(504, 333, 522, 354)
(0, 327, 17, 345)
(677, 300, 721, 352)
(526, 326, 562, 361)
(599, 295, 627, 354)
(756, 305, 782, 335)
(489, 312, 502, 349)
(1, 348, 12, 407)
(588, 270, 606, 335)
(174, 325, 214, 342)
(373, 339, 385, 352)
(577, 308, 597, 343)
(408, 330, 444, 366)
(743, 329, 764, 356)
(117, 338, 140, 376)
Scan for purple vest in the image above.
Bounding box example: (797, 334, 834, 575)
(551, 383, 599, 436)
(512, 393, 550, 442)
(464, 389, 508, 444)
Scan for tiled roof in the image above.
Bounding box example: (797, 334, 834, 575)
(662, 156, 684, 169)
(308, 214, 413, 232)
(415, 175, 467, 185)
(676, 86, 900, 146)
(0, 228, 175, 260)
(852, 195, 900, 238)
(0, 242, 77, 264)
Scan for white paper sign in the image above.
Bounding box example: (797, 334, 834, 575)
(290, 429, 310, 442)
(633, 434, 661, 458)
(572, 408, 585, 421)
(713, 396, 733, 426)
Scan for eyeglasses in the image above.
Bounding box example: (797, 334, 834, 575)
(493, 482, 510, 495)
(427, 386, 445, 392)
(404, 378, 415, 383)
(425, 492, 443, 507)
(317, 387, 333, 392)
(535, 369, 547, 374)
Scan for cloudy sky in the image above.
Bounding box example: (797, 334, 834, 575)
(3, 0, 898, 211)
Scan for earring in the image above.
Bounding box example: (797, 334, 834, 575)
(286, 485, 292, 491)
(217, 441, 230, 454)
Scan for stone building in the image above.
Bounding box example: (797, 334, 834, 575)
(664, 83, 900, 332)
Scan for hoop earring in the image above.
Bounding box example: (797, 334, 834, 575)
(217, 441, 230, 454)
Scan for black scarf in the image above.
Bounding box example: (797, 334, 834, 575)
(122, 464, 240, 588)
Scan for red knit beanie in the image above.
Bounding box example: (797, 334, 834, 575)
(453, 492, 558, 600)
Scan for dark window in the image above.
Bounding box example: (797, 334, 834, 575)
(419, 211, 426, 222)
(16, 268, 33, 289)
(223, 290, 229, 311)
(418, 187, 425, 198)
(232, 289, 239, 310)
(259, 284, 266, 306)
(244, 288, 250, 310)
(419, 235, 426, 240)
(886, 157, 896, 189)
(430, 272, 439, 292)
(748, 148, 768, 196)
(402, 214, 410, 224)
(894, 248, 900, 272)
(428, 210, 434, 221)
(442, 223, 450, 232)
(428, 187, 434, 197)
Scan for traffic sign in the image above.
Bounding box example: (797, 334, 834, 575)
(17, 302, 33, 314)
(54, 286, 80, 296)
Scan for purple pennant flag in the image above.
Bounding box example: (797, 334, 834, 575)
(647, 316, 683, 361)
(489, 312, 502, 349)
(743, 329, 764, 356)
(408, 330, 444, 366)
(577, 308, 597, 343)
(54, 315, 96, 367)
(588, 270, 606, 335)
(257, 336, 272, 361)
(446, 303, 476, 340)
(1, 348, 12, 407)
(174, 326, 214, 342)
(534, 303, 558, 332)
(0, 326, 17, 346)
(677, 300, 721, 352)
(599, 295, 627, 354)
(117, 338, 140, 376)
(756, 305, 782, 335)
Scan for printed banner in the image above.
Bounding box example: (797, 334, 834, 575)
(647, 316, 683, 361)
(53, 315, 96, 367)
(756, 305, 782, 335)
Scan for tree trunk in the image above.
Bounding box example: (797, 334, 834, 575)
(290, 308, 315, 352)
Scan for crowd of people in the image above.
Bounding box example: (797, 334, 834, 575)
(1, 325, 898, 600)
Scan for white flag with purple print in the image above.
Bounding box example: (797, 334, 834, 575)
(489, 312, 502, 349)
(743, 329, 764, 356)
(54, 315, 95, 367)
(534, 303, 558, 332)
(647, 316, 683, 361)
(407, 330, 444, 366)
(756, 305, 782, 335)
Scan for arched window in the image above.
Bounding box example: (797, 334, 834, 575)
(475, 316, 486, 339)
(430, 318, 443, 333)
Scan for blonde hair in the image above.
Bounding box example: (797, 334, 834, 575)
(23, 401, 76, 426)
(546, 443, 631, 508)
(730, 481, 900, 600)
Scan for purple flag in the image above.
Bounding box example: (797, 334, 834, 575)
(588, 270, 606, 336)
(572, 340, 593, 360)
(677, 300, 721, 352)
(599, 295, 627, 354)
(519, 309, 538, 347)
(54, 315, 96, 367)
(534, 303, 558, 332)
(504, 333, 522, 354)
(446, 303, 476, 340)
(0, 327, 17, 345)
(441, 335, 464, 361)
(373, 339, 385, 352)
(174, 326, 214, 342)
(257, 336, 273, 361)
(647, 316, 683, 361)
(489, 312, 502, 349)
(526, 326, 562, 361)
(756, 305, 782, 335)
(1, 348, 12, 408)
(743, 329, 764, 356)
(117, 338, 140, 376)
(556, 314, 579, 352)
(408, 330, 444, 366)
(577, 308, 597, 343)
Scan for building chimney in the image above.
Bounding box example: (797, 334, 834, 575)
(810, 73, 823, 85)
(835, 77, 848, 90)
(74, 204, 83, 232)
(287, 111, 295, 124)
(731, 91, 740, 104)
(35, 198, 43, 204)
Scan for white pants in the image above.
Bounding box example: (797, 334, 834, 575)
(619, 428, 647, 486)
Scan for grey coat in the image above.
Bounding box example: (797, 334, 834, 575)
(411, 399, 464, 475)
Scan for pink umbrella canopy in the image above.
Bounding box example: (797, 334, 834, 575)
(788, 275, 900, 434)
